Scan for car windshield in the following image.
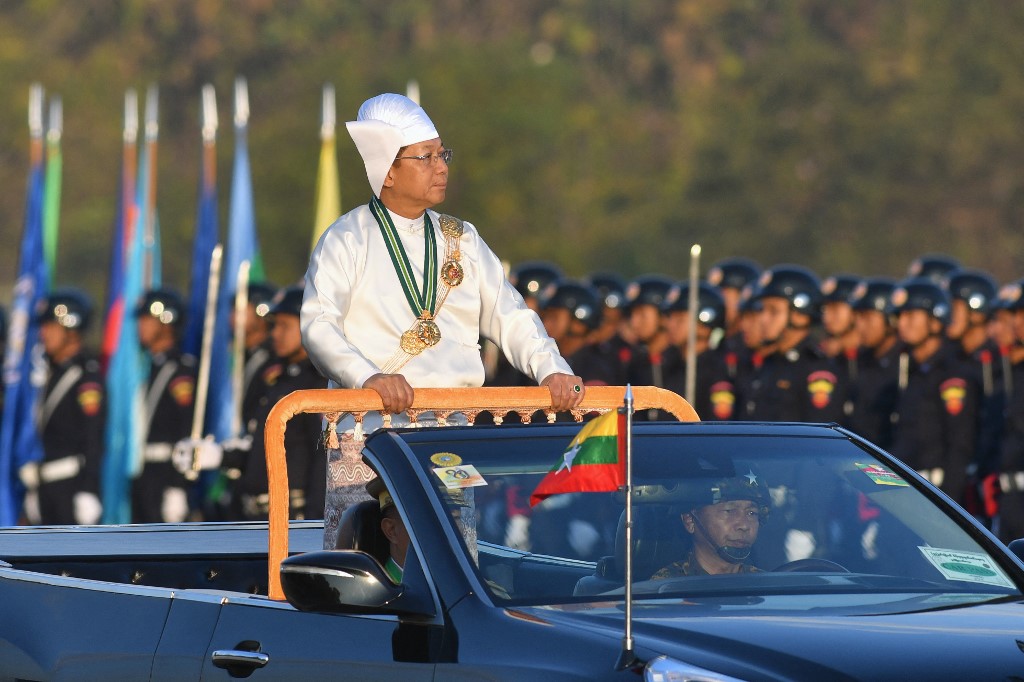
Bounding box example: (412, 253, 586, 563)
(404, 422, 1021, 607)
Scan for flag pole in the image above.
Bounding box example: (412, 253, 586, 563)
(188, 244, 223, 479)
(685, 244, 701, 406)
(231, 260, 251, 438)
(616, 384, 637, 670)
(142, 84, 159, 287)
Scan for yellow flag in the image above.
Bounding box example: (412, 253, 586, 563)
(311, 131, 341, 250)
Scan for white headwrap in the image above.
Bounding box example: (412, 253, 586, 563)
(346, 93, 440, 198)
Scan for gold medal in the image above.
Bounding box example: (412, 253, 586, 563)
(400, 329, 427, 355)
(439, 214, 463, 238)
(416, 318, 442, 347)
(441, 260, 464, 287)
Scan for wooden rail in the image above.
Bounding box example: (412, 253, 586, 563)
(264, 386, 698, 599)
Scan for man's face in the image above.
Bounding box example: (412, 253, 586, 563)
(822, 301, 854, 338)
(739, 310, 762, 350)
(384, 137, 449, 213)
(897, 309, 938, 346)
(665, 311, 712, 349)
(629, 304, 662, 344)
(855, 309, 889, 349)
(381, 508, 410, 566)
(541, 307, 572, 345)
(946, 299, 969, 340)
(758, 297, 790, 344)
(136, 316, 166, 351)
(271, 314, 303, 360)
(684, 499, 760, 558)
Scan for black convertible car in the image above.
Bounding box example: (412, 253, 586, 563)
(1, 390, 1024, 680)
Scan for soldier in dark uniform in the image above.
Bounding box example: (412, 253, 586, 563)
(998, 281, 1024, 542)
(889, 278, 979, 508)
(737, 265, 844, 424)
(846, 278, 901, 450)
(820, 274, 863, 392)
(586, 272, 636, 387)
(661, 281, 735, 421)
(132, 288, 197, 524)
(946, 269, 1004, 524)
(22, 289, 105, 525)
(623, 275, 675, 420)
(238, 286, 328, 520)
(487, 261, 562, 387)
(707, 259, 761, 389)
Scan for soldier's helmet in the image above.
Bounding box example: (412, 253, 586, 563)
(707, 258, 762, 291)
(662, 282, 727, 332)
(539, 280, 603, 331)
(135, 288, 185, 326)
(247, 282, 278, 319)
(821, 275, 862, 305)
(624, 275, 675, 311)
(907, 253, 960, 284)
(510, 261, 562, 300)
(37, 288, 93, 331)
(996, 280, 1024, 313)
(269, 286, 304, 318)
(888, 277, 951, 325)
(849, 277, 897, 313)
(754, 265, 822, 319)
(587, 272, 628, 311)
(634, 470, 770, 519)
(945, 268, 998, 317)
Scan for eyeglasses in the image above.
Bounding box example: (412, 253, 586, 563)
(395, 149, 454, 166)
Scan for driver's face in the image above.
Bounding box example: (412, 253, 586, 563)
(685, 499, 760, 552)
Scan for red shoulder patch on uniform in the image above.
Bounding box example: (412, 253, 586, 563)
(940, 378, 967, 416)
(709, 381, 735, 420)
(262, 363, 283, 386)
(169, 376, 195, 407)
(77, 381, 103, 416)
(807, 370, 838, 409)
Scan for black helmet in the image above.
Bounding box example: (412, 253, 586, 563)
(821, 275, 862, 305)
(707, 258, 762, 291)
(997, 281, 1024, 312)
(247, 282, 278, 319)
(510, 261, 562, 300)
(269, 286, 304, 318)
(625, 275, 674, 311)
(849, 277, 897, 313)
(738, 283, 762, 313)
(587, 272, 628, 310)
(37, 288, 93, 331)
(889, 277, 951, 325)
(135, 288, 185, 326)
(539, 280, 602, 330)
(907, 253, 960, 284)
(754, 265, 822, 317)
(662, 282, 727, 331)
(945, 269, 998, 317)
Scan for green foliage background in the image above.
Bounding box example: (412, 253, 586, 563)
(2, 0, 1024, 313)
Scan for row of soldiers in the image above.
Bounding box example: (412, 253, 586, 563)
(493, 255, 1024, 544)
(6, 284, 327, 526)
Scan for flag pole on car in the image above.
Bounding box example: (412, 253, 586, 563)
(615, 384, 637, 670)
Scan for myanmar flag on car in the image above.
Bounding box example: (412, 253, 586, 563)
(530, 408, 626, 507)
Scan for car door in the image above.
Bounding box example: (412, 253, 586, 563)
(197, 595, 435, 681)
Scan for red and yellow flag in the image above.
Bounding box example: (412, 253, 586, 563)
(530, 408, 626, 507)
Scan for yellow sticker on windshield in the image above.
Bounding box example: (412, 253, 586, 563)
(430, 452, 463, 467)
(856, 463, 908, 486)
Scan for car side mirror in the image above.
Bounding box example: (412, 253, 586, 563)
(280, 550, 433, 617)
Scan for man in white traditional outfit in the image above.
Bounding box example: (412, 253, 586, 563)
(301, 93, 585, 413)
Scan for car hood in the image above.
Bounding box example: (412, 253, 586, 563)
(520, 594, 1024, 681)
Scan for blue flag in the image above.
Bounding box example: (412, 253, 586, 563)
(206, 112, 261, 441)
(183, 139, 219, 359)
(0, 154, 48, 525)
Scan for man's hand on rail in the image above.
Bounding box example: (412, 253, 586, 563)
(364, 373, 415, 414)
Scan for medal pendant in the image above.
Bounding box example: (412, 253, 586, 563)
(442, 260, 464, 287)
(400, 330, 427, 355)
(439, 215, 464, 238)
(416, 318, 442, 347)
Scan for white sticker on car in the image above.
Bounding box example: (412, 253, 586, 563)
(433, 464, 488, 490)
(918, 547, 1015, 588)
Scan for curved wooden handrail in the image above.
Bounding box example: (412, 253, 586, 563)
(264, 386, 698, 599)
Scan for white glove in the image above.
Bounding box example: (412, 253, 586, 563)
(73, 492, 102, 525)
(18, 462, 40, 490)
(221, 435, 253, 453)
(171, 436, 224, 475)
(22, 489, 41, 525)
(162, 487, 189, 523)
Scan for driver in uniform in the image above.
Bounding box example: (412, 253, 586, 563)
(651, 473, 769, 577)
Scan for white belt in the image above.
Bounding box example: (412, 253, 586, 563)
(918, 467, 945, 487)
(39, 456, 82, 484)
(144, 443, 173, 462)
(1000, 472, 1024, 494)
